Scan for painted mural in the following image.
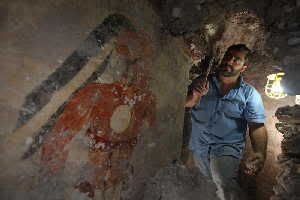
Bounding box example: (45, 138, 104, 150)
(40, 30, 155, 197)
(16, 14, 136, 129)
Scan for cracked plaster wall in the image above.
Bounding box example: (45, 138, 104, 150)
(0, 1, 190, 199)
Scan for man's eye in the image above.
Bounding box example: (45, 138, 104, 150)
(224, 54, 232, 59)
(234, 57, 241, 62)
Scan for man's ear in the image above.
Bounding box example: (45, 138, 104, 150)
(241, 65, 247, 73)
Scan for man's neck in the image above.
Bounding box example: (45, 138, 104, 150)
(218, 74, 240, 86)
(217, 74, 240, 96)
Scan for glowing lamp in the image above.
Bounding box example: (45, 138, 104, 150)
(295, 95, 300, 105)
(265, 72, 287, 99)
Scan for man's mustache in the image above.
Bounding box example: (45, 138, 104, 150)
(219, 64, 233, 70)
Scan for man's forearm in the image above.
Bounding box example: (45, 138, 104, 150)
(249, 124, 268, 157)
(185, 93, 201, 108)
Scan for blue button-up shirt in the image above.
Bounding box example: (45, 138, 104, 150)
(189, 75, 265, 159)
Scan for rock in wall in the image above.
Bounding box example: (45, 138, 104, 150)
(271, 105, 300, 200)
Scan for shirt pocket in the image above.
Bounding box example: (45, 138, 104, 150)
(192, 95, 215, 123)
(191, 106, 209, 123)
(222, 99, 244, 119)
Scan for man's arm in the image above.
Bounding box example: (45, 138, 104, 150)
(246, 122, 268, 175)
(249, 123, 268, 158)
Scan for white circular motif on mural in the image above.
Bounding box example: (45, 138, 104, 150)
(110, 105, 132, 134)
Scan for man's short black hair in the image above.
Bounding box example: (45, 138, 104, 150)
(226, 44, 251, 60)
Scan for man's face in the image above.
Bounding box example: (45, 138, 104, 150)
(218, 49, 247, 77)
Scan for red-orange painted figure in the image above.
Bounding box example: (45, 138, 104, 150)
(41, 31, 155, 197)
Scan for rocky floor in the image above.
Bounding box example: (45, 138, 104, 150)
(144, 163, 218, 200)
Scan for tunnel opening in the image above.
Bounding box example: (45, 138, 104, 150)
(176, 8, 297, 200)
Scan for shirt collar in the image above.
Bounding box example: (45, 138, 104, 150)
(212, 75, 245, 90)
(239, 76, 246, 87)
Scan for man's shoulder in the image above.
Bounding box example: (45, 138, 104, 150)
(241, 81, 255, 91)
(240, 81, 262, 100)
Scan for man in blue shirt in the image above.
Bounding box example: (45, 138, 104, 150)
(185, 44, 268, 200)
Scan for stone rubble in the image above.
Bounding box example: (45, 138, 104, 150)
(271, 105, 300, 200)
(287, 37, 300, 46)
(143, 164, 218, 200)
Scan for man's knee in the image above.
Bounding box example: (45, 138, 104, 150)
(192, 152, 212, 178)
(210, 155, 243, 200)
(210, 155, 240, 180)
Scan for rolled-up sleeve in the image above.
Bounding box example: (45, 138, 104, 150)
(244, 88, 265, 123)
